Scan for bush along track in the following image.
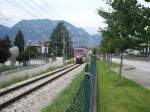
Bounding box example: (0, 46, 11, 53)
(0, 64, 72, 89)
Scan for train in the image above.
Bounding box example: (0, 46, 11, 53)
(74, 48, 88, 64)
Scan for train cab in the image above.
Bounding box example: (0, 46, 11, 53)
(74, 48, 88, 64)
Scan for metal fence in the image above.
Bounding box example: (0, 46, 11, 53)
(66, 56, 97, 112)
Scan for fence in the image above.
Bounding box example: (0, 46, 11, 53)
(66, 56, 97, 112)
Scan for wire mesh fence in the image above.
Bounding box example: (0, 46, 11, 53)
(66, 55, 97, 112)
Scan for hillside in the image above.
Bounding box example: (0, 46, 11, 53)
(0, 19, 101, 47)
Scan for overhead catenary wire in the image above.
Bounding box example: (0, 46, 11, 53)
(0, 0, 61, 26)
(29, 0, 53, 19)
(22, 0, 46, 19)
(5, 0, 39, 19)
(42, 0, 61, 19)
(0, 21, 11, 27)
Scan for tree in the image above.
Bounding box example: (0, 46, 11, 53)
(92, 48, 97, 55)
(26, 46, 40, 58)
(3, 35, 12, 49)
(17, 46, 40, 66)
(14, 30, 25, 53)
(98, 0, 143, 83)
(17, 50, 29, 66)
(49, 21, 71, 57)
(0, 38, 10, 65)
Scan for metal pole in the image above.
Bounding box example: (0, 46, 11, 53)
(29, 40, 31, 66)
(69, 41, 70, 59)
(63, 30, 65, 65)
(56, 46, 57, 60)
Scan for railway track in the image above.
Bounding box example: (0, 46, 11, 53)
(0, 64, 81, 111)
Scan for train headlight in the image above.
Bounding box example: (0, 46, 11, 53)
(76, 56, 80, 58)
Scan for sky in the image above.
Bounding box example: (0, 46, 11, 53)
(0, 0, 149, 35)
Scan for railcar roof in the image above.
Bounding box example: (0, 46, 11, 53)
(74, 48, 88, 50)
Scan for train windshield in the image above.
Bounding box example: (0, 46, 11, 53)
(76, 50, 84, 53)
(74, 49, 85, 56)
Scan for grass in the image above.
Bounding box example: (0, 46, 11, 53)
(65, 59, 74, 65)
(42, 71, 84, 112)
(97, 59, 150, 112)
(0, 75, 29, 89)
(111, 62, 119, 68)
(0, 64, 72, 89)
(0, 66, 18, 73)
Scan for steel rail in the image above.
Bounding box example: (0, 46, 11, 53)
(0, 64, 81, 110)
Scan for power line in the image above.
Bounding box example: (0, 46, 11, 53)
(6, 0, 39, 19)
(29, 0, 53, 19)
(23, 0, 47, 18)
(12, 0, 40, 18)
(0, 20, 11, 27)
(42, 0, 61, 19)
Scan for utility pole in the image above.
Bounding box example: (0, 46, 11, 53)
(56, 46, 57, 60)
(69, 38, 72, 59)
(28, 40, 31, 66)
(62, 29, 66, 65)
(69, 40, 70, 59)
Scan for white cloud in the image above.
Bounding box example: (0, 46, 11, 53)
(0, 0, 107, 34)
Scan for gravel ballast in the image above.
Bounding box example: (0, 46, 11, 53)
(1, 64, 85, 112)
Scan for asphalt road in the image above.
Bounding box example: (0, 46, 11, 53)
(112, 58, 150, 72)
(112, 58, 150, 89)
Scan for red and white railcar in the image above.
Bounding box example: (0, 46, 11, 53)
(74, 48, 88, 64)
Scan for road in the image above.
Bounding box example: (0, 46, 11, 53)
(112, 58, 150, 72)
(112, 58, 150, 89)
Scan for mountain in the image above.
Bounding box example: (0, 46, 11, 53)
(0, 25, 10, 38)
(0, 19, 101, 47)
(88, 34, 102, 48)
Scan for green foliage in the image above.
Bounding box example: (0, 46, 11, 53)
(98, 0, 142, 53)
(0, 38, 10, 64)
(17, 46, 40, 65)
(49, 21, 72, 57)
(0, 48, 10, 64)
(97, 59, 150, 112)
(3, 35, 12, 49)
(14, 30, 25, 53)
(17, 50, 29, 63)
(26, 46, 40, 58)
(98, 0, 148, 82)
(93, 48, 97, 55)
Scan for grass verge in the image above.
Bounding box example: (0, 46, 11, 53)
(65, 59, 74, 65)
(0, 75, 29, 89)
(0, 66, 18, 73)
(42, 71, 84, 112)
(97, 59, 150, 112)
(0, 64, 71, 89)
(111, 62, 119, 68)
